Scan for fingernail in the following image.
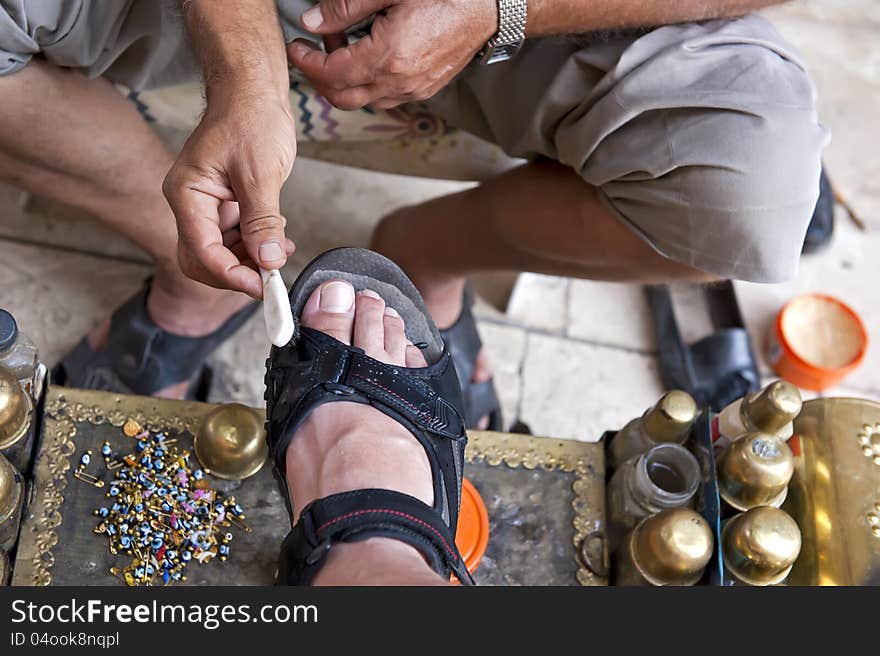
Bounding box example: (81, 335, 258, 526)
(360, 289, 381, 300)
(288, 42, 308, 59)
(320, 281, 355, 313)
(259, 241, 284, 264)
(302, 7, 323, 30)
(384, 307, 399, 318)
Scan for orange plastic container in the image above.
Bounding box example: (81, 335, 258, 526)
(769, 293, 868, 391)
(453, 477, 489, 580)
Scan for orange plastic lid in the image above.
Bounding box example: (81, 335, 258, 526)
(454, 477, 489, 576)
(770, 293, 868, 391)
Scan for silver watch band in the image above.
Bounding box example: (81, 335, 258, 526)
(478, 0, 528, 65)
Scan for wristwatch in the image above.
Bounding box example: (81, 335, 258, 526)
(478, 0, 528, 65)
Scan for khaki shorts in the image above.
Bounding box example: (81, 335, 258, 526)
(1, 0, 829, 282)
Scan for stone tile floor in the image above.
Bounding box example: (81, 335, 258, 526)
(0, 0, 878, 442)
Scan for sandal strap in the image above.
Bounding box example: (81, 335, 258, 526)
(56, 278, 257, 396)
(278, 489, 474, 585)
(439, 286, 503, 430)
(266, 326, 466, 475)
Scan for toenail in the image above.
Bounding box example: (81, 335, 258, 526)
(384, 307, 399, 318)
(319, 281, 355, 313)
(360, 289, 382, 300)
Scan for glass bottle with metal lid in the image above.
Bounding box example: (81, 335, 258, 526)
(0, 310, 38, 397)
(614, 508, 714, 586)
(0, 450, 24, 552)
(608, 390, 698, 468)
(713, 381, 802, 455)
(0, 365, 34, 475)
(721, 506, 801, 585)
(716, 432, 794, 514)
(607, 443, 701, 536)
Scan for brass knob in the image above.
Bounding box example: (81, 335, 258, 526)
(0, 366, 30, 450)
(740, 380, 802, 435)
(194, 404, 267, 481)
(630, 508, 714, 585)
(642, 390, 698, 444)
(0, 451, 23, 524)
(717, 432, 794, 511)
(722, 507, 801, 585)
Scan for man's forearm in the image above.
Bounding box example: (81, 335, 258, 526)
(528, 0, 788, 37)
(182, 0, 289, 104)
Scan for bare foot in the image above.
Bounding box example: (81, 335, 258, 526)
(283, 280, 445, 585)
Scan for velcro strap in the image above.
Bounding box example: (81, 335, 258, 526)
(278, 489, 474, 586)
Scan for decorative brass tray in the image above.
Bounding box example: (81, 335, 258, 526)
(11, 387, 606, 586)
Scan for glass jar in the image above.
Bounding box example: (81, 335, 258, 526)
(607, 443, 701, 535)
(0, 310, 38, 397)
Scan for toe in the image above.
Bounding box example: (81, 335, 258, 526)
(405, 343, 428, 368)
(472, 348, 492, 383)
(300, 280, 356, 344)
(382, 306, 407, 365)
(353, 289, 386, 356)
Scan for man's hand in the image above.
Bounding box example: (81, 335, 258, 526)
(287, 0, 498, 110)
(163, 93, 296, 299)
(165, 0, 295, 298)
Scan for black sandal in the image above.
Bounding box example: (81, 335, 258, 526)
(52, 278, 257, 401)
(440, 286, 503, 430)
(264, 248, 474, 585)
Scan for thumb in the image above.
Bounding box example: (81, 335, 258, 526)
(233, 173, 289, 271)
(302, 0, 389, 34)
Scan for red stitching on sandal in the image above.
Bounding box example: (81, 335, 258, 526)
(316, 508, 457, 560)
(350, 373, 432, 421)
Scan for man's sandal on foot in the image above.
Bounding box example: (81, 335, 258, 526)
(264, 248, 474, 585)
(53, 278, 257, 401)
(440, 286, 503, 430)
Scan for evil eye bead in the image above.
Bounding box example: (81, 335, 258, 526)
(101, 444, 112, 457)
(79, 453, 91, 466)
(193, 469, 204, 480)
(219, 545, 229, 556)
(109, 486, 119, 497)
(214, 502, 224, 512)
(150, 537, 163, 550)
(155, 432, 166, 442)
(134, 503, 144, 512)
(134, 567, 145, 578)
(97, 507, 109, 517)
(162, 571, 170, 584)
(137, 440, 147, 452)
(120, 536, 131, 548)
(224, 532, 233, 542)
(146, 565, 155, 575)
(154, 448, 164, 458)
(233, 504, 244, 516)
(182, 551, 192, 562)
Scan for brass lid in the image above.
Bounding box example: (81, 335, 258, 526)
(195, 404, 268, 481)
(717, 433, 794, 511)
(741, 381, 802, 435)
(0, 451, 23, 523)
(722, 507, 802, 585)
(0, 366, 31, 450)
(631, 508, 714, 585)
(642, 391, 698, 444)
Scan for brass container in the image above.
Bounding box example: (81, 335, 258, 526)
(722, 507, 801, 585)
(0, 451, 24, 551)
(0, 365, 32, 451)
(784, 398, 880, 585)
(617, 508, 714, 586)
(741, 380, 802, 435)
(195, 403, 268, 480)
(717, 432, 794, 511)
(643, 391, 698, 443)
(0, 547, 8, 585)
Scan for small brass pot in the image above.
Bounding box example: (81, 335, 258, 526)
(620, 508, 714, 586)
(0, 366, 31, 451)
(722, 506, 801, 585)
(0, 452, 24, 551)
(717, 432, 794, 511)
(195, 404, 267, 481)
